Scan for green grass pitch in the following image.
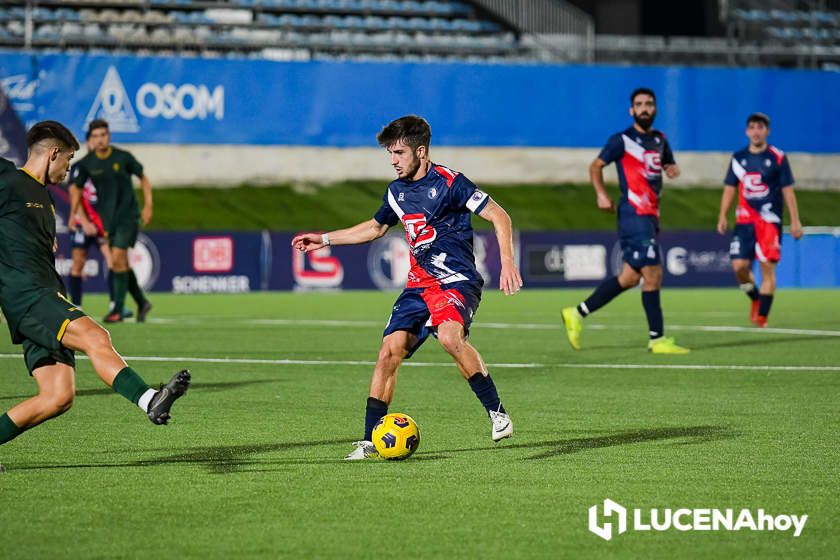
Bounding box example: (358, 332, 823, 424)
(1, 288, 838, 558)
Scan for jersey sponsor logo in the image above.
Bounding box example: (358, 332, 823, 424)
(85, 66, 225, 133)
(643, 150, 662, 176)
(85, 66, 140, 133)
(742, 172, 769, 199)
(193, 236, 234, 273)
(367, 234, 411, 290)
(402, 213, 437, 250)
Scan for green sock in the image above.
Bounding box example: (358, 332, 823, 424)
(112, 271, 129, 314)
(127, 269, 147, 306)
(112, 367, 151, 405)
(0, 413, 24, 445)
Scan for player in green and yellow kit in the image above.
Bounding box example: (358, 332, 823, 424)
(68, 119, 153, 323)
(0, 121, 189, 472)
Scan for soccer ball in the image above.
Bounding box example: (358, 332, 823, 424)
(372, 413, 420, 460)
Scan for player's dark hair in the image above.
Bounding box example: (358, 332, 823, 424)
(630, 87, 656, 104)
(86, 118, 109, 139)
(377, 115, 431, 150)
(25, 120, 80, 151)
(746, 112, 770, 127)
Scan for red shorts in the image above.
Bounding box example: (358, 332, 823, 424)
(421, 286, 471, 327)
(753, 220, 781, 263)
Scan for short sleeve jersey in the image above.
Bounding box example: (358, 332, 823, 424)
(0, 167, 66, 338)
(373, 164, 490, 289)
(598, 126, 675, 232)
(724, 145, 794, 225)
(70, 147, 143, 231)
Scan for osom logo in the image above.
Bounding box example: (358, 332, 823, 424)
(86, 65, 224, 132)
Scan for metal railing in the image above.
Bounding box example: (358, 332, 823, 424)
(467, 0, 595, 61)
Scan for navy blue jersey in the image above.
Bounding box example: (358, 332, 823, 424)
(724, 145, 794, 225)
(373, 163, 490, 288)
(598, 126, 675, 233)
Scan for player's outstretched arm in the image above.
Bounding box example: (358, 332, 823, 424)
(589, 158, 615, 212)
(478, 200, 523, 296)
(292, 219, 390, 253)
(782, 186, 803, 239)
(717, 185, 737, 235)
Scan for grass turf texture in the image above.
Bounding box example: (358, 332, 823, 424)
(145, 182, 840, 231)
(1, 289, 838, 558)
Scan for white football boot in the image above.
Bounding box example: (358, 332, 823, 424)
(344, 440, 379, 461)
(489, 410, 513, 441)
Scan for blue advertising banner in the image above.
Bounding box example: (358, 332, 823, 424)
(0, 80, 26, 164)
(2, 51, 838, 152)
(519, 231, 733, 287)
(54, 229, 839, 304)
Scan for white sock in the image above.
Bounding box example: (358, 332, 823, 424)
(137, 389, 157, 412)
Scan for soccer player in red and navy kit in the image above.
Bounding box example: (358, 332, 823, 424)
(67, 146, 107, 306)
(561, 87, 689, 354)
(292, 115, 523, 460)
(717, 112, 802, 327)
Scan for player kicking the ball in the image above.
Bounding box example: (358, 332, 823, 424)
(0, 123, 189, 472)
(292, 115, 523, 460)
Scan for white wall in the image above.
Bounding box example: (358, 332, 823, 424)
(116, 144, 840, 190)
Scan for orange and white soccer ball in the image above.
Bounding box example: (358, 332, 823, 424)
(372, 413, 420, 460)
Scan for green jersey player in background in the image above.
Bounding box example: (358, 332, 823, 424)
(0, 121, 190, 472)
(68, 119, 153, 323)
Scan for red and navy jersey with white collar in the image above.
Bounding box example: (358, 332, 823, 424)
(598, 126, 675, 223)
(373, 163, 490, 289)
(724, 145, 794, 226)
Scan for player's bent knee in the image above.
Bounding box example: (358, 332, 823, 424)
(42, 389, 75, 417)
(377, 342, 406, 366)
(436, 326, 465, 355)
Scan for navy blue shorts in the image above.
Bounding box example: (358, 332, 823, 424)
(619, 232, 661, 271)
(383, 283, 481, 359)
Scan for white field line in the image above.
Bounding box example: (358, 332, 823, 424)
(0, 354, 838, 372)
(240, 318, 840, 337)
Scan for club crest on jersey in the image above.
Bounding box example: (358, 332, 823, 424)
(428, 187, 437, 199)
(765, 159, 771, 167)
(398, 192, 405, 201)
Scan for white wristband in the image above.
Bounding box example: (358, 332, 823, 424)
(321, 233, 330, 246)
